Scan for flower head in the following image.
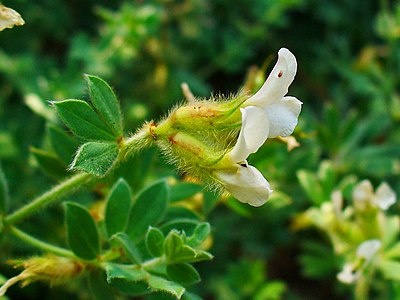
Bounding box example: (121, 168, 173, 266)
(150, 48, 301, 207)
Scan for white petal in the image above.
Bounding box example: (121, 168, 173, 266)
(216, 165, 272, 207)
(0, 5, 24, 31)
(245, 48, 297, 107)
(373, 182, 396, 210)
(356, 239, 381, 261)
(229, 106, 269, 163)
(337, 264, 358, 284)
(264, 96, 302, 137)
(352, 180, 373, 206)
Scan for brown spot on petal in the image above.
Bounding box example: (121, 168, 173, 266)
(278, 70, 283, 78)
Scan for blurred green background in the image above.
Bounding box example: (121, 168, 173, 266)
(1, 0, 400, 299)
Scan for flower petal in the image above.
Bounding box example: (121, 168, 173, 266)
(216, 164, 272, 207)
(337, 264, 358, 284)
(264, 96, 302, 137)
(0, 5, 25, 31)
(245, 48, 297, 107)
(356, 239, 381, 261)
(229, 106, 269, 163)
(373, 182, 396, 210)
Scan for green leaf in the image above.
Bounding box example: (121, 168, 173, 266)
(182, 292, 202, 300)
(297, 170, 326, 205)
(106, 263, 147, 282)
(51, 99, 115, 141)
(126, 180, 169, 240)
(148, 275, 185, 299)
(71, 142, 118, 177)
(379, 259, 400, 281)
(105, 178, 132, 236)
(0, 164, 9, 214)
(88, 271, 118, 300)
(86, 75, 123, 136)
(169, 182, 203, 202)
(64, 202, 100, 260)
(160, 219, 200, 236)
(30, 147, 68, 179)
(110, 233, 142, 264)
(164, 231, 212, 264)
(146, 227, 165, 257)
(254, 281, 287, 300)
(166, 264, 200, 286)
(48, 125, 79, 165)
(109, 279, 150, 296)
(187, 223, 210, 247)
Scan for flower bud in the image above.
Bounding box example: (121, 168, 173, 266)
(0, 255, 85, 296)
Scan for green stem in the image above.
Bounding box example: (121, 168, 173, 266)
(9, 226, 75, 258)
(4, 173, 93, 226)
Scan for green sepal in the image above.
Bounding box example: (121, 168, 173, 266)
(51, 99, 116, 141)
(64, 202, 101, 260)
(110, 232, 142, 264)
(71, 141, 118, 177)
(145, 227, 165, 257)
(126, 180, 169, 240)
(85, 75, 123, 136)
(105, 178, 132, 237)
(166, 263, 200, 286)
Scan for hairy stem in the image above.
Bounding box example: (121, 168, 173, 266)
(9, 226, 75, 258)
(4, 173, 93, 225)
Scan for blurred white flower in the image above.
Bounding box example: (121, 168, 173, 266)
(337, 263, 358, 284)
(0, 4, 24, 31)
(216, 106, 272, 207)
(356, 239, 381, 261)
(372, 182, 396, 210)
(244, 48, 302, 138)
(353, 180, 396, 211)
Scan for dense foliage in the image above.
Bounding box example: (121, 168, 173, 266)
(0, 0, 400, 299)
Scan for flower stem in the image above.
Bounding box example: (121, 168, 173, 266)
(9, 226, 75, 258)
(4, 173, 93, 226)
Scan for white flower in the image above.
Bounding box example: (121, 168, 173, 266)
(356, 239, 381, 261)
(215, 48, 302, 207)
(0, 5, 24, 31)
(243, 48, 302, 138)
(352, 180, 396, 211)
(372, 182, 396, 210)
(215, 106, 272, 207)
(337, 263, 358, 284)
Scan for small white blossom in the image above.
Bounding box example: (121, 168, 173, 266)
(353, 180, 396, 211)
(337, 263, 358, 284)
(356, 239, 381, 261)
(352, 180, 374, 210)
(373, 182, 396, 210)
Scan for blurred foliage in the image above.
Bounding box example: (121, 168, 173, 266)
(1, 0, 400, 299)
